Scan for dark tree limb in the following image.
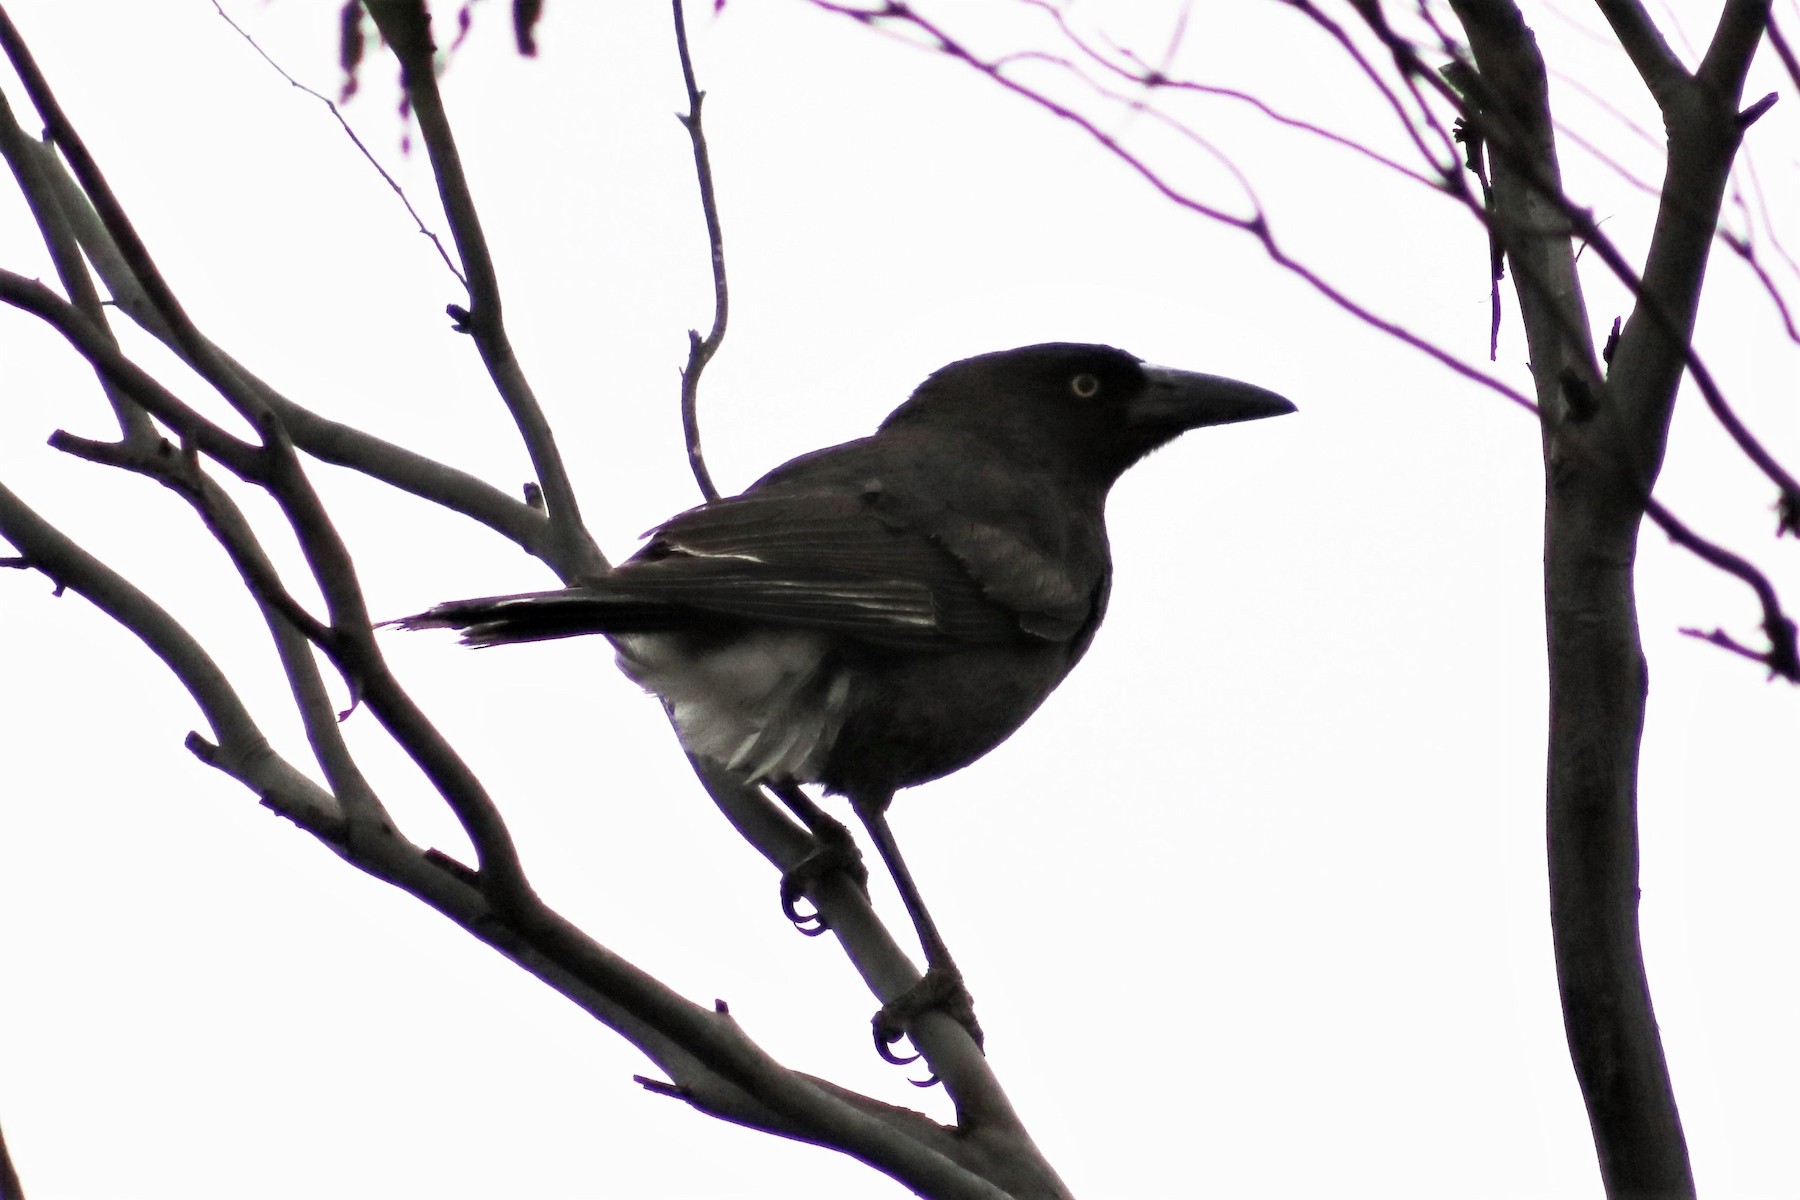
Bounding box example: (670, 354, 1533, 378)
(1448, 6, 1693, 1197)
(1442, 1, 1774, 1195)
(0, 1107, 24, 1200)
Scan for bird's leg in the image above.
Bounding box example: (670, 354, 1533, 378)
(768, 780, 868, 934)
(852, 793, 984, 1061)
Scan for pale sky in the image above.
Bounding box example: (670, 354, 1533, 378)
(1, 2, 1795, 1198)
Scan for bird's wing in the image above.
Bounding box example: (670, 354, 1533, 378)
(917, 514, 1096, 642)
(616, 484, 1095, 649)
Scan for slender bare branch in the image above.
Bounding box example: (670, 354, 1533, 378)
(48, 430, 392, 825)
(673, 0, 726, 503)
(361, 1, 606, 579)
(1768, 14, 1800, 92)
(808, 1, 1539, 417)
(0, 269, 535, 896)
(1648, 499, 1800, 680)
(0, 90, 152, 443)
(210, 0, 465, 287)
(1, 77, 590, 569)
(0, 4, 300, 443)
(0, 479, 291, 806)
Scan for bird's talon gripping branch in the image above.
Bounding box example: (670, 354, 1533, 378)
(779, 884, 829, 935)
(777, 816, 869, 934)
(872, 1020, 924, 1067)
(871, 963, 984, 1084)
(877, 965, 984, 1049)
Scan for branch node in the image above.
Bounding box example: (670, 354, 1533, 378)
(184, 730, 220, 763)
(3, 552, 65, 596)
(423, 847, 482, 888)
(1559, 367, 1599, 423)
(1738, 91, 1778, 129)
(633, 1075, 687, 1100)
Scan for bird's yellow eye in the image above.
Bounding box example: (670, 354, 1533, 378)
(1070, 373, 1101, 399)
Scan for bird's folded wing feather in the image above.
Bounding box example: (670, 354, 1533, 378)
(620, 487, 1096, 648)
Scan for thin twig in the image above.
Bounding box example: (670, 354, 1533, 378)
(807, 0, 1539, 416)
(673, 0, 726, 503)
(1649, 499, 1800, 680)
(210, 0, 467, 287)
(1768, 14, 1800, 94)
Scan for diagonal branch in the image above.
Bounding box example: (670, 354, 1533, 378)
(47, 431, 392, 827)
(0, 479, 1009, 1199)
(0, 89, 152, 444)
(1647, 499, 1800, 680)
(211, 0, 465, 287)
(0, 270, 532, 900)
(362, 0, 606, 579)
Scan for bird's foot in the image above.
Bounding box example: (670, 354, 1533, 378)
(872, 964, 984, 1080)
(778, 819, 869, 935)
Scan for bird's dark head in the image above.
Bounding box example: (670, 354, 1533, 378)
(881, 343, 1294, 487)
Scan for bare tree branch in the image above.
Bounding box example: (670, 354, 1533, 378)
(808, 1, 1540, 419)
(1768, 14, 1800, 92)
(0, 101, 563, 565)
(46, 429, 391, 825)
(673, 0, 727, 504)
(1648, 499, 1800, 680)
(0, 477, 314, 819)
(0, 89, 151, 443)
(210, 0, 466, 288)
(361, 1, 606, 579)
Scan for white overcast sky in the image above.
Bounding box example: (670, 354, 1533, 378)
(1, 2, 1796, 1198)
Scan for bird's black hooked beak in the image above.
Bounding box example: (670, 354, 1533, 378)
(1132, 364, 1296, 432)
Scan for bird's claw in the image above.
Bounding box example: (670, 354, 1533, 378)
(777, 821, 868, 936)
(870, 964, 984, 1085)
(779, 880, 830, 936)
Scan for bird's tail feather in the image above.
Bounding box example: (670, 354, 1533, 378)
(391, 589, 705, 647)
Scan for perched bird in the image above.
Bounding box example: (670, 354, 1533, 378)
(403, 342, 1292, 1051)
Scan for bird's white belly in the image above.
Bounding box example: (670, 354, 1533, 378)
(613, 628, 849, 784)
